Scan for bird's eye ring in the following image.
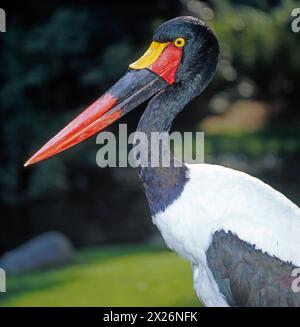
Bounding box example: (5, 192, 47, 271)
(174, 38, 185, 48)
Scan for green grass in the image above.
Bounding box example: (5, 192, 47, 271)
(0, 244, 201, 307)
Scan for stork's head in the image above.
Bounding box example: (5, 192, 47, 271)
(149, 16, 219, 84)
(25, 16, 219, 166)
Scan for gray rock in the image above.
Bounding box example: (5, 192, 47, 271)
(0, 231, 74, 275)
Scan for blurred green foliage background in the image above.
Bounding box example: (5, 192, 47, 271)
(0, 0, 300, 306)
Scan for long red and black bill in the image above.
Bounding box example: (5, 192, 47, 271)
(24, 70, 167, 166)
(24, 40, 183, 166)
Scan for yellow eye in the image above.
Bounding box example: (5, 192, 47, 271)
(174, 37, 185, 48)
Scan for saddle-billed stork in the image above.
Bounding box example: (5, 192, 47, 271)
(25, 17, 300, 307)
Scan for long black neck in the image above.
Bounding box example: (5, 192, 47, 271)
(137, 77, 206, 216)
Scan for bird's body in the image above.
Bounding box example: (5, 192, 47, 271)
(25, 16, 300, 306)
(152, 163, 300, 306)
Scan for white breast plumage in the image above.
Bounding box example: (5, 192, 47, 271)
(153, 163, 300, 306)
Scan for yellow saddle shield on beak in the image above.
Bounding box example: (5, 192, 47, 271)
(129, 41, 169, 69)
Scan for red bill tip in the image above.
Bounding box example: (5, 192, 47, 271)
(24, 93, 118, 166)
